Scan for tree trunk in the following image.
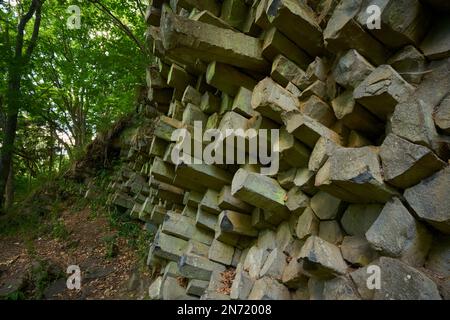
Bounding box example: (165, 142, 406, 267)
(0, 72, 20, 211)
(5, 161, 14, 210)
(0, 0, 43, 212)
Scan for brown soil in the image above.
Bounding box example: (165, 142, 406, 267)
(0, 207, 151, 300)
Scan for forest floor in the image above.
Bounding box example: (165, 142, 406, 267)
(0, 192, 153, 300)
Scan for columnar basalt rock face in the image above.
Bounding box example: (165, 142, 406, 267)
(105, 0, 450, 300)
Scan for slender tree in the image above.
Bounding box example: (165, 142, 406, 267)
(0, 0, 45, 211)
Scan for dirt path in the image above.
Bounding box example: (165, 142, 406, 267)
(0, 207, 151, 300)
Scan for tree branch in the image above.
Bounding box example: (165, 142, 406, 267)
(88, 0, 147, 55)
(24, 0, 44, 62)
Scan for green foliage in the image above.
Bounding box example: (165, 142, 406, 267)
(102, 233, 119, 258)
(107, 207, 154, 268)
(27, 259, 64, 299)
(0, 0, 151, 205)
(4, 290, 26, 300)
(0, 174, 84, 238)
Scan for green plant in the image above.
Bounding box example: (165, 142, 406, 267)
(50, 219, 70, 240)
(107, 207, 154, 268)
(102, 234, 119, 259)
(28, 260, 63, 300)
(4, 290, 26, 301)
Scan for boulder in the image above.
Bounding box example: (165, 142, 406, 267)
(365, 198, 432, 266)
(404, 167, 450, 234)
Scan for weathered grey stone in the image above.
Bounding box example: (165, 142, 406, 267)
(354, 65, 415, 121)
(190, 9, 234, 30)
(323, 0, 389, 65)
(177, 0, 221, 16)
(285, 187, 309, 215)
(420, 17, 450, 60)
(206, 61, 257, 97)
(293, 168, 318, 196)
(243, 245, 270, 279)
(292, 57, 328, 91)
(179, 253, 226, 281)
(298, 80, 328, 101)
(388, 45, 426, 84)
(389, 99, 440, 152)
(218, 210, 258, 238)
(186, 279, 209, 297)
(315, 147, 400, 203)
(277, 168, 297, 189)
(200, 91, 221, 114)
(232, 169, 289, 214)
(181, 85, 202, 106)
(251, 207, 275, 230)
(404, 167, 450, 234)
(426, 236, 450, 277)
(252, 77, 300, 124)
(298, 235, 348, 278)
(435, 94, 450, 134)
(263, 29, 311, 69)
(153, 231, 188, 262)
(207, 268, 226, 292)
(388, 59, 450, 154)
(319, 220, 344, 245)
(248, 276, 291, 300)
(266, 0, 323, 57)
(230, 264, 254, 300)
(148, 276, 163, 300)
(161, 212, 196, 241)
(331, 90, 383, 138)
(295, 207, 319, 240)
(333, 49, 375, 88)
(380, 134, 445, 189)
(347, 130, 371, 148)
(208, 239, 235, 266)
(162, 276, 189, 300)
(231, 87, 255, 118)
(282, 111, 342, 148)
(350, 257, 442, 300)
(341, 204, 382, 237)
(425, 236, 450, 299)
(218, 185, 253, 214)
(356, 0, 431, 48)
(196, 207, 217, 232)
(257, 229, 277, 252)
(275, 221, 297, 254)
(308, 137, 340, 172)
(291, 284, 310, 300)
(308, 277, 325, 300)
(220, 0, 249, 29)
(160, 10, 269, 72)
(200, 189, 221, 215)
(366, 198, 432, 266)
(282, 259, 308, 289)
(185, 239, 210, 258)
(323, 276, 361, 300)
(270, 54, 306, 87)
(310, 191, 346, 220)
(341, 236, 378, 267)
(259, 248, 287, 280)
(201, 290, 231, 300)
(182, 103, 207, 128)
(300, 95, 336, 128)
